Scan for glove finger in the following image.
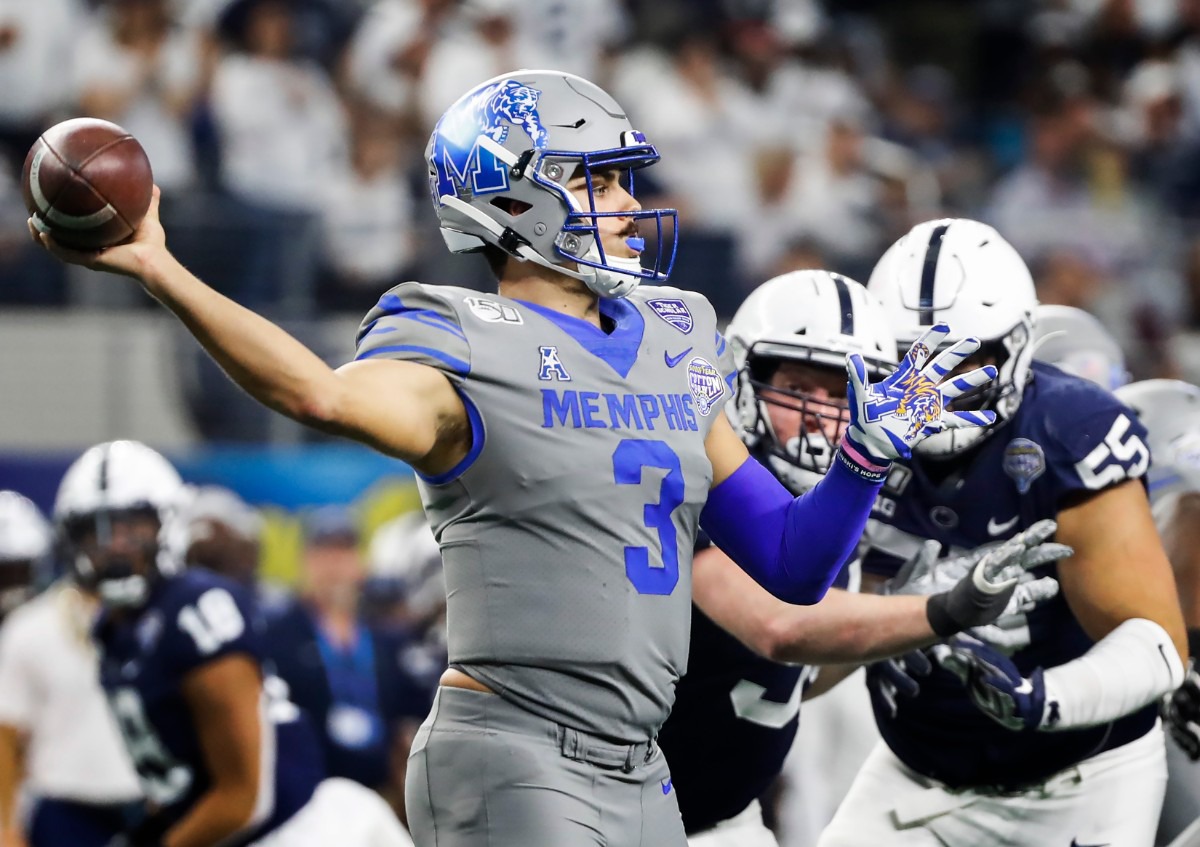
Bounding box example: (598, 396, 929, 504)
(890, 539, 942, 594)
(1010, 576, 1060, 612)
(941, 409, 997, 430)
(845, 352, 869, 400)
(1014, 518, 1057, 548)
(970, 623, 1033, 650)
(933, 647, 972, 684)
(903, 649, 933, 677)
(1020, 543, 1074, 568)
(877, 680, 899, 719)
(905, 323, 952, 369)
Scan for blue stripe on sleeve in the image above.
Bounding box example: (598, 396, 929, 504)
(354, 344, 470, 375)
(715, 332, 727, 356)
(369, 293, 466, 341)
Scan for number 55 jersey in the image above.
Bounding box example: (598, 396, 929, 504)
(355, 282, 736, 744)
(861, 361, 1153, 789)
(95, 569, 324, 843)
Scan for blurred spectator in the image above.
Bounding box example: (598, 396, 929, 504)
(72, 0, 202, 194)
(210, 0, 347, 213)
(0, 0, 84, 174)
(263, 506, 432, 821)
(179, 484, 266, 590)
(318, 109, 417, 314)
(0, 494, 141, 847)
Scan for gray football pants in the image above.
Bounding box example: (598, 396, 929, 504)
(406, 686, 686, 846)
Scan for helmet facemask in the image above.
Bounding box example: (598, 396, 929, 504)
(0, 560, 34, 620)
(63, 507, 165, 610)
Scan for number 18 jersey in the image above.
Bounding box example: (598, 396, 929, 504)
(355, 283, 736, 744)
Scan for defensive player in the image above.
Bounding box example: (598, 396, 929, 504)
(55, 440, 412, 847)
(1114, 380, 1200, 844)
(30, 71, 996, 846)
(0, 492, 50, 624)
(657, 271, 1068, 846)
(817, 219, 1189, 847)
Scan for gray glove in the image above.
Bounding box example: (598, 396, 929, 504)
(888, 520, 1071, 638)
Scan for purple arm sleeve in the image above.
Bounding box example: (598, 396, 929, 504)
(699, 455, 885, 605)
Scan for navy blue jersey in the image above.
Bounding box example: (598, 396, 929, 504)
(657, 527, 848, 834)
(262, 599, 435, 788)
(95, 570, 323, 844)
(862, 362, 1154, 789)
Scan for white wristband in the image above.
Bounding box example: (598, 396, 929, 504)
(1040, 618, 1184, 731)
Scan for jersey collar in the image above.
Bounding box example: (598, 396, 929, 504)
(516, 297, 645, 379)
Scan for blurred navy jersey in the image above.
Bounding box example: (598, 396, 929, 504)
(862, 362, 1154, 789)
(657, 529, 847, 834)
(95, 570, 323, 844)
(263, 599, 434, 788)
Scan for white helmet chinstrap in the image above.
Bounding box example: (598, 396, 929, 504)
(868, 218, 1037, 458)
(426, 69, 677, 299)
(53, 440, 186, 609)
(727, 270, 898, 494)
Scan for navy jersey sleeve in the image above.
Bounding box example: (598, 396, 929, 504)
(160, 579, 266, 677)
(1038, 385, 1150, 497)
(353, 282, 472, 385)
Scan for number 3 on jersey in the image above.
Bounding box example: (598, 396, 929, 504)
(614, 439, 684, 595)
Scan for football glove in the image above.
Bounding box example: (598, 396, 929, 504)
(887, 520, 1070, 637)
(840, 323, 997, 476)
(1162, 661, 1200, 761)
(934, 634, 1048, 731)
(867, 649, 933, 719)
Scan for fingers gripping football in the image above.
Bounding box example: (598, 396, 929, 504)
(843, 323, 997, 465)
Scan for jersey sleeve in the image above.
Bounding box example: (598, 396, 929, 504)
(0, 614, 37, 728)
(353, 282, 472, 386)
(1040, 387, 1150, 497)
(160, 580, 266, 678)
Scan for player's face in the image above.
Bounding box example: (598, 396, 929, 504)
(304, 540, 365, 612)
(759, 361, 849, 447)
(567, 168, 643, 260)
(70, 510, 161, 585)
(0, 560, 33, 620)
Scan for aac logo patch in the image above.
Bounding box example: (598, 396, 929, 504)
(647, 298, 693, 334)
(687, 356, 725, 416)
(538, 346, 571, 381)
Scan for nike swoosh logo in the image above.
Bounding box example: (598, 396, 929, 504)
(1070, 840, 1109, 847)
(661, 778, 673, 795)
(987, 515, 1020, 536)
(664, 348, 693, 369)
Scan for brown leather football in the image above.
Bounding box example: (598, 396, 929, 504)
(22, 117, 154, 250)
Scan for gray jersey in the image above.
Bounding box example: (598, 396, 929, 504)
(355, 283, 736, 742)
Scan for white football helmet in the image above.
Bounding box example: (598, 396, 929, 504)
(727, 270, 897, 494)
(53, 440, 186, 608)
(365, 511, 445, 627)
(0, 491, 51, 618)
(868, 218, 1037, 458)
(1032, 305, 1129, 391)
(1113, 379, 1200, 503)
(426, 69, 677, 298)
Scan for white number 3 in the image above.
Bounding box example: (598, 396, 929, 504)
(177, 588, 246, 655)
(1075, 414, 1150, 490)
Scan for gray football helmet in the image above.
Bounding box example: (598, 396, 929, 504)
(1032, 305, 1129, 391)
(426, 69, 677, 298)
(1114, 379, 1200, 503)
(727, 270, 897, 494)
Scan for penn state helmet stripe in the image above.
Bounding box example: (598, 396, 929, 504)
(832, 274, 855, 336)
(919, 224, 950, 325)
(98, 443, 111, 492)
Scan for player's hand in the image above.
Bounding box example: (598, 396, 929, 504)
(891, 521, 1070, 637)
(867, 649, 933, 719)
(934, 634, 1049, 731)
(28, 185, 167, 281)
(840, 323, 997, 474)
(1162, 661, 1200, 760)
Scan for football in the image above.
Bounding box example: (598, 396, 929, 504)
(22, 117, 154, 251)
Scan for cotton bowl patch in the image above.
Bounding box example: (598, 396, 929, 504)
(1003, 438, 1046, 494)
(648, 298, 693, 333)
(687, 357, 725, 415)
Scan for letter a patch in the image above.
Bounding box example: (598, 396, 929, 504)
(538, 346, 571, 381)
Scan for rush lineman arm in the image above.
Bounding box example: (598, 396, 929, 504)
(1055, 479, 1188, 669)
(166, 655, 268, 847)
(28, 190, 470, 478)
(691, 545, 933, 665)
